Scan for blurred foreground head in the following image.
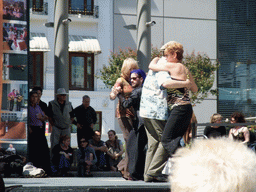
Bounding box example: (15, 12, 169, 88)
(170, 138, 256, 192)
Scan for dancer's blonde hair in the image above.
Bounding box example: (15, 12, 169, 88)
(121, 58, 139, 81)
(170, 138, 256, 192)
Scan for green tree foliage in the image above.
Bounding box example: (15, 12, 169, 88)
(183, 51, 219, 105)
(97, 47, 219, 105)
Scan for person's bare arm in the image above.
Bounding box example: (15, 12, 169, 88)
(117, 142, 124, 157)
(148, 57, 170, 72)
(109, 78, 122, 100)
(42, 112, 48, 121)
(37, 112, 48, 122)
(48, 117, 55, 127)
(242, 127, 250, 144)
(162, 79, 191, 89)
(90, 144, 108, 152)
(228, 128, 234, 139)
(162, 67, 198, 92)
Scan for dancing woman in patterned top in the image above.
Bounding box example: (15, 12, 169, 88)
(149, 41, 198, 156)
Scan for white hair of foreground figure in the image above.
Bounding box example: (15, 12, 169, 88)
(170, 138, 256, 192)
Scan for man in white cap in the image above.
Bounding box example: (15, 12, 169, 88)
(48, 88, 75, 155)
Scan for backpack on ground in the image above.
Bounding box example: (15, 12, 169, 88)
(0, 152, 25, 177)
(22, 162, 46, 178)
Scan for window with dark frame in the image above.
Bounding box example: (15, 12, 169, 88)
(68, 0, 94, 15)
(30, 0, 44, 12)
(29, 52, 44, 89)
(69, 52, 94, 91)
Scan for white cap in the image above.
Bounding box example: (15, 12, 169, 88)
(56, 88, 68, 95)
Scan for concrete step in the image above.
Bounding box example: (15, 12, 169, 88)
(4, 177, 171, 192)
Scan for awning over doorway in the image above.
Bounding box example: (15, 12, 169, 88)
(30, 33, 51, 52)
(68, 35, 101, 54)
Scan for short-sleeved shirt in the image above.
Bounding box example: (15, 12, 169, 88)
(204, 126, 226, 138)
(74, 105, 97, 127)
(89, 139, 105, 148)
(29, 104, 44, 126)
(139, 70, 171, 120)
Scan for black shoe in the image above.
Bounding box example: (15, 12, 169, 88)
(146, 174, 168, 182)
(85, 171, 93, 177)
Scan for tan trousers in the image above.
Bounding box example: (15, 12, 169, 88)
(143, 118, 169, 181)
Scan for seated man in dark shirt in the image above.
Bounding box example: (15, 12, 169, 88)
(89, 131, 108, 170)
(204, 113, 226, 138)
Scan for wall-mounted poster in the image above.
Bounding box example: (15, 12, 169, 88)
(3, 22, 27, 53)
(2, 53, 28, 81)
(1, 82, 28, 112)
(1, 0, 28, 156)
(0, 82, 27, 140)
(3, 0, 27, 21)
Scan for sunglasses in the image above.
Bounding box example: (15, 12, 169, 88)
(130, 77, 138, 80)
(80, 140, 86, 143)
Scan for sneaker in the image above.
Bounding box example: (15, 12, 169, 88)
(23, 162, 45, 178)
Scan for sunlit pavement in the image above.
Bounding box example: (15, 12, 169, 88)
(3, 177, 170, 191)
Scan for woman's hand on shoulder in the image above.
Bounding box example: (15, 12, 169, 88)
(115, 78, 123, 85)
(110, 78, 123, 100)
(152, 57, 160, 63)
(149, 57, 170, 72)
(148, 57, 160, 69)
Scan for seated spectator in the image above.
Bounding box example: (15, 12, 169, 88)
(105, 130, 124, 172)
(180, 112, 197, 147)
(51, 135, 73, 177)
(6, 144, 16, 155)
(228, 111, 250, 144)
(89, 131, 108, 171)
(204, 113, 226, 138)
(170, 138, 256, 192)
(77, 138, 97, 177)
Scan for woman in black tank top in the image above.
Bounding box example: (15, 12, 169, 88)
(149, 41, 198, 156)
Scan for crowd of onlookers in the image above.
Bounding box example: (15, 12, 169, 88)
(18, 40, 256, 192)
(24, 86, 256, 179)
(27, 86, 124, 177)
(50, 130, 124, 177)
(203, 112, 256, 151)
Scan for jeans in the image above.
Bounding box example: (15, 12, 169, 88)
(161, 104, 192, 156)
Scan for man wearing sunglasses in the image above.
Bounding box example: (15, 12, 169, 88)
(117, 69, 147, 181)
